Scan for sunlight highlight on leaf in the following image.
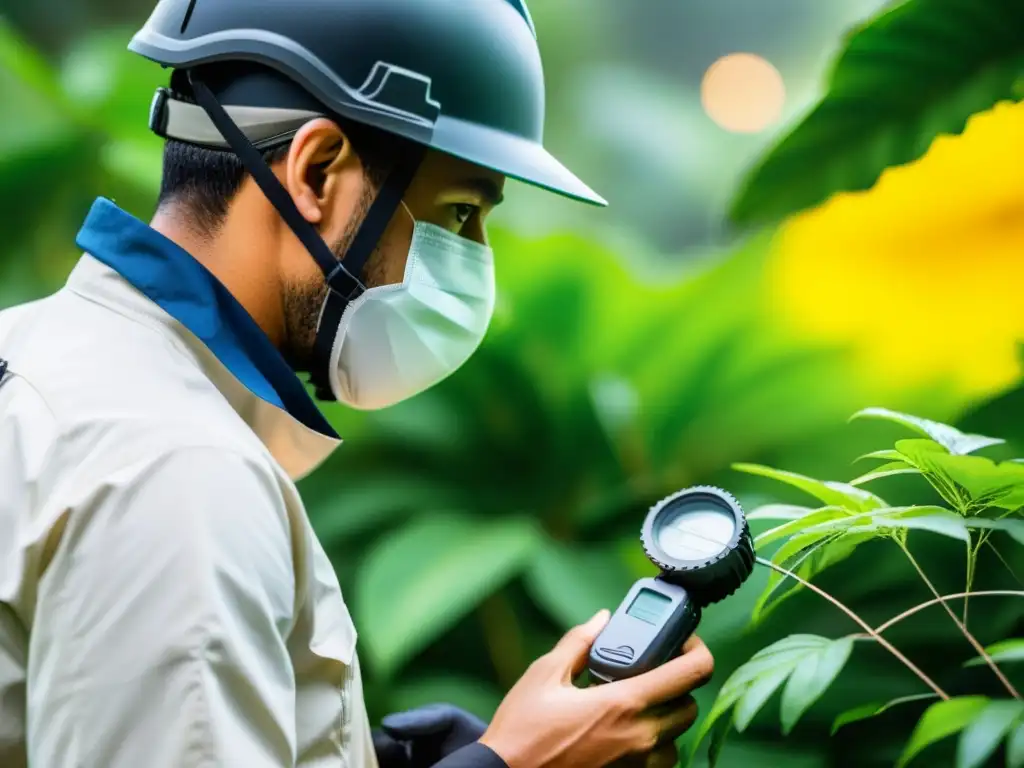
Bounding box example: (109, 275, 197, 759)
(733, 463, 886, 511)
(853, 408, 1004, 455)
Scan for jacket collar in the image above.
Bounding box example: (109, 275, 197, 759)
(71, 197, 341, 480)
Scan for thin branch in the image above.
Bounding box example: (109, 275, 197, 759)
(870, 590, 1024, 635)
(899, 543, 1020, 699)
(986, 540, 1024, 586)
(754, 556, 949, 701)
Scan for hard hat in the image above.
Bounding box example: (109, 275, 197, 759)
(129, 0, 606, 207)
(128, 0, 604, 400)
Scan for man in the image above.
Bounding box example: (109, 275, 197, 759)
(0, 0, 714, 766)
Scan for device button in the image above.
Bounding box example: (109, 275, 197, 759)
(596, 645, 636, 664)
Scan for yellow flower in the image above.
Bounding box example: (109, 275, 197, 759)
(765, 99, 1024, 402)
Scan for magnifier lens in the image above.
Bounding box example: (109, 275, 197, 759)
(655, 499, 736, 560)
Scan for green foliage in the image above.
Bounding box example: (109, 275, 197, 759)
(832, 694, 939, 735)
(6, 4, 1024, 767)
(852, 408, 1006, 456)
(730, 0, 1024, 226)
(964, 639, 1024, 668)
(693, 634, 855, 758)
(897, 698, 1024, 768)
(692, 408, 1024, 766)
(356, 513, 542, 678)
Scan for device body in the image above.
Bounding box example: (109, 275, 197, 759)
(587, 486, 754, 684)
(588, 577, 701, 683)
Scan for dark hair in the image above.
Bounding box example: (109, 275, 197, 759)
(157, 70, 406, 235)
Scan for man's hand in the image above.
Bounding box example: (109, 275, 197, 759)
(478, 610, 712, 768)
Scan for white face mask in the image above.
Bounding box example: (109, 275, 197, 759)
(325, 206, 496, 410)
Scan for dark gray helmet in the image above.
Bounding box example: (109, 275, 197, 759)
(129, 0, 605, 206)
(129, 0, 603, 402)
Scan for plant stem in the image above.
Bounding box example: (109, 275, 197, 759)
(754, 556, 949, 701)
(987, 540, 1024, 586)
(898, 543, 1020, 699)
(871, 590, 1024, 635)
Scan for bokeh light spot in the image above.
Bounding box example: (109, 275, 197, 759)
(701, 53, 786, 134)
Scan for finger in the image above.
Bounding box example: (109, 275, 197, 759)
(649, 695, 700, 744)
(546, 609, 610, 681)
(620, 635, 714, 707)
(644, 743, 679, 768)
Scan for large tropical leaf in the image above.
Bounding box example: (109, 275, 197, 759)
(356, 513, 542, 677)
(523, 540, 634, 629)
(730, 0, 1024, 226)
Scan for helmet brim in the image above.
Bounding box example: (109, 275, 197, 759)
(432, 116, 607, 207)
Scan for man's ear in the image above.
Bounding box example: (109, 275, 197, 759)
(285, 118, 362, 227)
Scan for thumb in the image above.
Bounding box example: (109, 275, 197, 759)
(550, 609, 610, 681)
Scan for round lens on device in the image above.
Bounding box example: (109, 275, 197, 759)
(655, 498, 736, 560)
(640, 486, 755, 604)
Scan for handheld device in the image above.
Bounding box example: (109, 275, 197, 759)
(588, 486, 755, 683)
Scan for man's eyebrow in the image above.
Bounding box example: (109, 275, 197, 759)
(460, 177, 505, 206)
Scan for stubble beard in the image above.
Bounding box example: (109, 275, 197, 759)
(280, 179, 383, 374)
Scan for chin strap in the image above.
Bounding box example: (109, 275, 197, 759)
(187, 72, 425, 400)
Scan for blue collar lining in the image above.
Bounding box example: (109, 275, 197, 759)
(75, 198, 338, 439)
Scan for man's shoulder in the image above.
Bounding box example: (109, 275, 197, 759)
(0, 292, 280, 498)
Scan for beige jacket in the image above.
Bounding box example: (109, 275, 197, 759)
(0, 200, 378, 767)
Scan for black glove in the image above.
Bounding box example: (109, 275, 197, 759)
(372, 703, 489, 768)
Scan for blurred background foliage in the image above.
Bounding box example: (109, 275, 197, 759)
(2, 0, 1024, 765)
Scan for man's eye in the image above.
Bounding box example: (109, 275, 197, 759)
(453, 204, 477, 225)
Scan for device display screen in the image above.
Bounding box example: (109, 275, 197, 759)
(625, 588, 672, 625)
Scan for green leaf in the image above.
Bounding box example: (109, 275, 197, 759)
(896, 439, 952, 463)
(356, 513, 542, 677)
(957, 700, 1024, 768)
(705, 713, 731, 768)
(832, 694, 940, 735)
(734, 666, 793, 732)
(966, 517, 1024, 545)
(897, 697, 990, 768)
(729, 1, 1024, 226)
(697, 635, 854, 744)
(854, 408, 1004, 455)
(875, 506, 971, 543)
(850, 462, 921, 486)
(924, 454, 1024, 510)
(755, 506, 854, 548)
(1009, 722, 1024, 768)
(309, 476, 461, 545)
(779, 636, 855, 734)
(0, 18, 67, 106)
(733, 463, 886, 511)
(59, 29, 168, 144)
(524, 540, 632, 629)
(964, 639, 1024, 667)
(857, 449, 909, 463)
(752, 529, 878, 623)
(747, 504, 816, 522)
